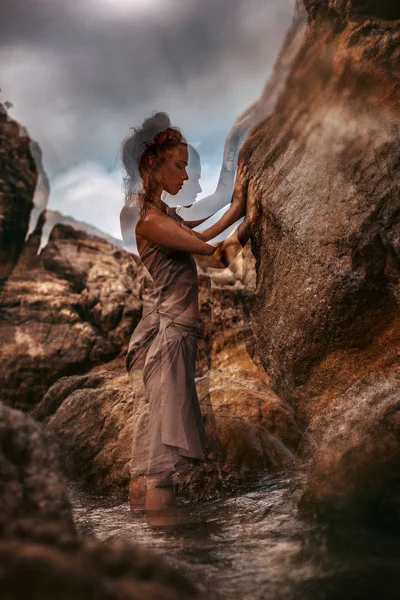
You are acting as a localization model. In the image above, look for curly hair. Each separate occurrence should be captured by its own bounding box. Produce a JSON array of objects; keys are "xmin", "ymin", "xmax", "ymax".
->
[{"xmin": 121, "ymin": 111, "xmax": 187, "ymax": 217}]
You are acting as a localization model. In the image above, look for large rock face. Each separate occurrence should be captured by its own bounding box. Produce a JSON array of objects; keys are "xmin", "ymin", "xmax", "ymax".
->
[
  {"xmin": 0, "ymin": 216, "xmax": 143, "ymax": 411},
  {"xmin": 32, "ymin": 348, "xmax": 301, "ymax": 501},
  {"xmin": 0, "ymin": 401, "xmax": 202, "ymax": 599},
  {"xmin": 1, "ymin": 195, "xmax": 258, "ymax": 411},
  {"xmin": 240, "ymin": 2, "xmax": 400, "ymax": 513},
  {"xmin": 0, "ymin": 104, "xmax": 37, "ymax": 283}
]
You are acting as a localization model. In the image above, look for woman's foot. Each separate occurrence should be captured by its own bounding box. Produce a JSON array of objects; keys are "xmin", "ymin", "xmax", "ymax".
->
[
  {"xmin": 129, "ymin": 476, "xmax": 147, "ymax": 512},
  {"xmin": 145, "ymin": 485, "xmax": 176, "ymax": 512}
]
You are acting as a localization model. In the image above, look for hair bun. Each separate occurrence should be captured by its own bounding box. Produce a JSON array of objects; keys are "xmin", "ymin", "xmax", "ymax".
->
[{"xmin": 141, "ymin": 112, "xmax": 170, "ymax": 136}]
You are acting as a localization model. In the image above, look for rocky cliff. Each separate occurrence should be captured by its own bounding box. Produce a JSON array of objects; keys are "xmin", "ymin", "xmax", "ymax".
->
[
  {"xmin": 240, "ymin": 0, "xmax": 400, "ymax": 514},
  {"xmin": 0, "ymin": 213, "xmax": 143, "ymax": 411},
  {"xmin": 0, "ymin": 403, "xmax": 202, "ymax": 599},
  {"xmin": 0, "ymin": 104, "xmax": 38, "ymax": 282}
]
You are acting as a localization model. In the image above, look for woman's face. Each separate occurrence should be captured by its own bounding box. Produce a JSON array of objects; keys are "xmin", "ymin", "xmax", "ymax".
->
[{"xmin": 158, "ymin": 144, "xmax": 189, "ymax": 195}]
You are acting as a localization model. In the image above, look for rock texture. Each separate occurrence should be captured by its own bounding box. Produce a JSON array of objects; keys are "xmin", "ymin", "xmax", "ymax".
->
[
  {"xmin": 1, "ymin": 196, "xmax": 259, "ymax": 412},
  {"xmin": 0, "ymin": 401, "xmax": 202, "ymax": 599},
  {"xmin": 32, "ymin": 348, "xmax": 301, "ymax": 502},
  {"xmin": 0, "ymin": 537, "xmax": 201, "ymax": 600},
  {"xmin": 0, "ymin": 402, "xmax": 75, "ymax": 540},
  {"xmin": 0, "ymin": 214, "xmax": 143, "ymax": 411},
  {"xmin": 38, "ymin": 208, "xmax": 125, "ymax": 253},
  {"xmin": 240, "ymin": 0, "xmax": 400, "ymax": 514},
  {"xmin": 0, "ymin": 103, "xmax": 37, "ymax": 283}
]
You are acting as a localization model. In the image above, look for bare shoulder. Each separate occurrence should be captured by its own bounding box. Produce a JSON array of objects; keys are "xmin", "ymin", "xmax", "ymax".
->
[{"xmin": 136, "ymin": 210, "xmax": 175, "ymax": 238}]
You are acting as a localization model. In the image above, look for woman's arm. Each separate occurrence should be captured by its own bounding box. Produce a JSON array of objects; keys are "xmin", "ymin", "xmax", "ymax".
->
[
  {"xmin": 181, "ymin": 216, "xmax": 210, "ymax": 229},
  {"xmin": 179, "ymin": 162, "xmax": 248, "ymax": 233},
  {"xmin": 197, "ymin": 163, "xmax": 248, "ymax": 242},
  {"xmin": 193, "ymin": 221, "xmax": 251, "ymax": 268},
  {"xmin": 136, "ymin": 212, "xmax": 217, "ymax": 256},
  {"xmin": 192, "ymin": 174, "xmax": 257, "ymax": 268}
]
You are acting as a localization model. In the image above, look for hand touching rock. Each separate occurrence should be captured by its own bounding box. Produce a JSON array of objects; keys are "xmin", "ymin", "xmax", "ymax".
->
[{"xmin": 237, "ymin": 177, "xmax": 259, "ymax": 247}]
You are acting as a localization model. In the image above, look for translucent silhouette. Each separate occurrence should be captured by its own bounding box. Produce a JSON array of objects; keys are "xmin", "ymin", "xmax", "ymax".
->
[{"xmin": 120, "ymin": 113, "xmax": 250, "ymax": 513}]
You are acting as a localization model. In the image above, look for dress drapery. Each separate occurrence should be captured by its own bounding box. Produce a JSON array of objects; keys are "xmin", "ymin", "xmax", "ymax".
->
[{"xmin": 126, "ymin": 208, "xmax": 209, "ymax": 489}]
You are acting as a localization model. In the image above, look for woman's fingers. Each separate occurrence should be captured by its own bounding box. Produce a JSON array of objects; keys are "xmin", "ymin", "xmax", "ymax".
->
[
  {"xmin": 235, "ymin": 161, "xmax": 248, "ymax": 184},
  {"xmin": 232, "ymin": 162, "xmax": 249, "ymax": 212}
]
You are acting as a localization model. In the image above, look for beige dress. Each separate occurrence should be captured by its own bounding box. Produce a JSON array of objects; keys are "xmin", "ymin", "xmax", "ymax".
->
[{"xmin": 126, "ymin": 208, "xmax": 209, "ymax": 489}]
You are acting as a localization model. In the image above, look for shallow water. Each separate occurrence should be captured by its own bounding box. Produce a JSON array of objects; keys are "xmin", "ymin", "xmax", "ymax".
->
[{"xmin": 68, "ymin": 474, "xmax": 400, "ymax": 600}]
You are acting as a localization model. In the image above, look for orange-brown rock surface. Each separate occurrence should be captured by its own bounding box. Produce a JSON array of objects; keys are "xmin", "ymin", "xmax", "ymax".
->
[
  {"xmin": 0, "ymin": 104, "xmax": 37, "ymax": 283},
  {"xmin": 0, "ymin": 214, "xmax": 143, "ymax": 411},
  {"xmin": 33, "ymin": 349, "xmax": 301, "ymax": 502},
  {"xmin": 0, "ymin": 403, "xmax": 202, "ymax": 599},
  {"xmin": 240, "ymin": 0, "xmax": 400, "ymax": 514}
]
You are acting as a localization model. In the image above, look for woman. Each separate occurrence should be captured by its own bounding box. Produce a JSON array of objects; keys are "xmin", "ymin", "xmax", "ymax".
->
[{"xmin": 121, "ymin": 113, "xmax": 249, "ymax": 513}]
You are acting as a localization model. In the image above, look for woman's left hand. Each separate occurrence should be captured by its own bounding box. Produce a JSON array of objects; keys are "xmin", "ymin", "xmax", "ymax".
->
[{"xmin": 231, "ymin": 162, "xmax": 249, "ymax": 217}]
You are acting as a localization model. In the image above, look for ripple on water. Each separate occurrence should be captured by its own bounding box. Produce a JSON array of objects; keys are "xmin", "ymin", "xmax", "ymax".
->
[{"xmin": 68, "ymin": 474, "xmax": 400, "ymax": 600}]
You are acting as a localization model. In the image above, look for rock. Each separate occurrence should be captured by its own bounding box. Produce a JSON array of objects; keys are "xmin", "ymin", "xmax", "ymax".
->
[
  {"xmin": 25, "ymin": 138, "xmax": 51, "ymax": 241},
  {"xmin": 33, "ymin": 344, "xmax": 302, "ymax": 502},
  {"xmin": 0, "ymin": 215, "xmax": 142, "ymax": 411},
  {"xmin": 0, "ymin": 537, "xmax": 201, "ymax": 600},
  {"xmin": 38, "ymin": 208, "xmax": 125, "ymax": 253},
  {"xmin": 0, "ymin": 401, "xmax": 75, "ymax": 540},
  {"xmin": 298, "ymin": 369, "xmax": 400, "ymax": 517},
  {"xmin": 0, "ymin": 399, "xmax": 204, "ymax": 599},
  {"xmin": 239, "ymin": 0, "xmax": 400, "ymax": 514},
  {"xmin": 0, "ymin": 104, "xmax": 37, "ymax": 283}
]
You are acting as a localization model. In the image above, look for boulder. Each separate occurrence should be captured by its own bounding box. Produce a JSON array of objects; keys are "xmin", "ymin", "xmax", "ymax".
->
[
  {"xmin": 0, "ymin": 402, "xmax": 203, "ymax": 599},
  {"xmin": 0, "ymin": 216, "xmax": 142, "ymax": 411},
  {"xmin": 239, "ymin": 0, "xmax": 400, "ymax": 514},
  {"xmin": 33, "ymin": 345, "xmax": 302, "ymax": 503},
  {"xmin": 0, "ymin": 104, "xmax": 37, "ymax": 283}
]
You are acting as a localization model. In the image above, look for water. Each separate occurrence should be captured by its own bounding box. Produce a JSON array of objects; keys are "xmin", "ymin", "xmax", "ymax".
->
[{"xmin": 68, "ymin": 474, "xmax": 400, "ymax": 599}]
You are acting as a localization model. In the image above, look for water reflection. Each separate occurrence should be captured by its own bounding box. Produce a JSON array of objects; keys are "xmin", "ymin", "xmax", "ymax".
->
[{"xmin": 69, "ymin": 475, "xmax": 400, "ymax": 599}]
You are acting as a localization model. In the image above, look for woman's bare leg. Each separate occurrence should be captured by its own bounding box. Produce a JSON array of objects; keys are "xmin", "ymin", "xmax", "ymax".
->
[{"xmin": 145, "ymin": 485, "xmax": 176, "ymax": 512}]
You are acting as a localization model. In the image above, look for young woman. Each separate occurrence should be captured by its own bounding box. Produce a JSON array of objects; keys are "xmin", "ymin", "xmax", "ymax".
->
[{"xmin": 121, "ymin": 113, "xmax": 249, "ymax": 513}]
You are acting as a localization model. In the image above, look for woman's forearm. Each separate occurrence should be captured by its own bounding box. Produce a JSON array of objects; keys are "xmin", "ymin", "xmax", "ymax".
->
[{"xmin": 199, "ymin": 204, "xmax": 245, "ymax": 242}]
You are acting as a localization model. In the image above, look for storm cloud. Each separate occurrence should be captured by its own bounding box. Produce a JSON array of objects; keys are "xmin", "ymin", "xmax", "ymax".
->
[{"xmin": 1, "ymin": 0, "xmax": 294, "ymax": 237}]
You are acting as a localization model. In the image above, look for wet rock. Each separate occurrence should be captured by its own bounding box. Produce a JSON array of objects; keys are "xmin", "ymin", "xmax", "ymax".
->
[
  {"xmin": 0, "ymin": 402, "xmax": 202, "ymax": 599},
  {"xmin": 239, "ymin": 1, "xmax": 400, "ymax": 514},
  {"xmin": 0, "ymin": 401, "xmax": 75, "ymax": 540}
]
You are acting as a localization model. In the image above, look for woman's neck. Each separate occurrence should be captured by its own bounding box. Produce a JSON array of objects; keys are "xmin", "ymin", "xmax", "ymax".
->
[{"xmin": 148, "ymin": 195, "xmax": 169, "ymax": 215}]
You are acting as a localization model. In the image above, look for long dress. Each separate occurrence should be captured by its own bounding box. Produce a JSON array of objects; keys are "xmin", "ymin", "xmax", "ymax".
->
[{"xmin": 126, "ymin": 207, "xmax": 209, "ymax": 489}]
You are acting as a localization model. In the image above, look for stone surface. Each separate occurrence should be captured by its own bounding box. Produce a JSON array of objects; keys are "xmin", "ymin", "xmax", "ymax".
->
[
  {"xmin": 0, "ymin": 104, "xmax": 37, "ymax": 283},
  {"xmin": 0, "ymin": 401, "xmax": 75, "ymax": 540},
  {"xmin": 33, "ymin": 345, "xmax": 302, "ymax": 502},
  {"xmin": 0, "ymin": 215, "xmax": 142, "ymax": 411},
  {"xmin": 297, "ymin": 369, "xmax": 400, "ymax": 517},
  {"xmin": 0, "ymin": 401, "xmax": 204, "ymax": 599},
  {"xmin": 239, "ymin": 0, "xmax": 400, "ymax": 514},
  {"xmin": 0, "ymin": 537, "xmax": 201, "ymax": 600},
  {"xmin": 38, "ymin": 208, "xmax": 125, "ymax": 253}
]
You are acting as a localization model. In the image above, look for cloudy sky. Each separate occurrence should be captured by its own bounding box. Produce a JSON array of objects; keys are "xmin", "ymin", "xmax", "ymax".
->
[{"xmin": 1, "ymin": 0, "xmax": 294, "ymax": 239}]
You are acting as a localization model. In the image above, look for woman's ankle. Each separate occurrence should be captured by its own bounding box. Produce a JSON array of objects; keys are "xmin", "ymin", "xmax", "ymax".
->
[{"xmin": 145, "ymin": 486, "xmax": 176, "ymax": 511}]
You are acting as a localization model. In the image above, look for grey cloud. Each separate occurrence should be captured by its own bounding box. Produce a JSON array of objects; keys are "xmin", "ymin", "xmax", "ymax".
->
[{"xmin": 1, "ymin": 0, "xmax": 294, "ymax": 181}]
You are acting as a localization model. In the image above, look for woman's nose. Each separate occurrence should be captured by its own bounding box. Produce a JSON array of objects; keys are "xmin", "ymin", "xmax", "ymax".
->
[{"xmin": 183, "ymin": 169, "xmax": 189, "ymax": 181}]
